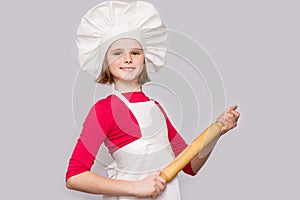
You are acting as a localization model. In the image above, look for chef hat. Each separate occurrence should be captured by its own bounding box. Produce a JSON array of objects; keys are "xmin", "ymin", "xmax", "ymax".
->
[{"xmin": 76, "ymin": 1, "xmax": 167, "ymax": 80}]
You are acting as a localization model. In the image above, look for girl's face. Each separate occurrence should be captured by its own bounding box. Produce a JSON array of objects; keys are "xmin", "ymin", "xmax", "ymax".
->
[{"xmin": 106, "ymin": 38, "xmax": 145, "ymax": 83}]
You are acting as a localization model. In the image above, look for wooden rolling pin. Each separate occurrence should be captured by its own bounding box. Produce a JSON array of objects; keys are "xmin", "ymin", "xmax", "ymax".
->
[{"xmin": 160, "ymin": 122, "xmax": 223, "ymax": 182}]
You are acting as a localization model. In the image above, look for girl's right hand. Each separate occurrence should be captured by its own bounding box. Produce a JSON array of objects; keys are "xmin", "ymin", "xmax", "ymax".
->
[{"xmin": 132, "ymin": 172, "xmax": 166, "ymax": 198}]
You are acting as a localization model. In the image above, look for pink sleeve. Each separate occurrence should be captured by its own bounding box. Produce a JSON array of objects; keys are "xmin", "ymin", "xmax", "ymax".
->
[
  {"xmin": 66, "ymin": 101, "xmax": 110, "ymax": 181},
  {"xmin": 154, "ymin": 101, "xmax": 196, "ymax": 176},
  {"xmin": 65, "ymin": 139, "xmax": 95, "ymax": 180}
]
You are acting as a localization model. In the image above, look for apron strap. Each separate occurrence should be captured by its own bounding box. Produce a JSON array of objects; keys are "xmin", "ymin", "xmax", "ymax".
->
[{"xmin": 113, "ymin": 90, "xmax": 130, "ymax": 106}]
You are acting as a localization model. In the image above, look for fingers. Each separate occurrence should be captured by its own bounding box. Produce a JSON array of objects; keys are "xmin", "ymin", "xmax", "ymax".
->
[
  {"xmin": 226, "ymin": 112, "xmax": 235, "ymax": 119},
  {"xmin": 226, "ymin": 105, "xmax": 238, "ymax": 112},
  {"xmin": 150, "ymin": 172, "xmax": 166, "ymax": 198},
  {"xmin": 154, "ymin": 172, "xmax": 166, "ymax": 192},
  {"xmin": 134, "ymin": 173, "xmax": 167, "ymax": 199},
  {"xmin": 218, "ymin": 105, "xmax": 240, "ymax": 135},
  {"xmin": 155, "ymin": 171, "xmax": 166, "ymax": 184},
  {"xmin": 226, "ymin": 105, "xmax": 240, "ymax": 121},
  {"xmin": 231, "ymin": 110, "xmax": 240, "ymax": 121}
]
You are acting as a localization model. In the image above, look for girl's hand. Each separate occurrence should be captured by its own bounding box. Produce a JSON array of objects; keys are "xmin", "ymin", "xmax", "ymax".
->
[
  {"xmin": 132, "ymin": 171, "xmax": 166, "ymax": 198},
  {"xmin": 216, "ymin": 105, "xmax": 240, "ymax": 135}
]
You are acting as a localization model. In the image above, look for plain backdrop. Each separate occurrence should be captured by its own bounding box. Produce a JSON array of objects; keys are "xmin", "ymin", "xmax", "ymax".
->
[{"xmin": 0, "ymin": 0, "xmax": 299, "ymax": 199}]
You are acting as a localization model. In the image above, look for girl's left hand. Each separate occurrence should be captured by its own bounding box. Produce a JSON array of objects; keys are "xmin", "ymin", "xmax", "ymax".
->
[{"xmin": 216, "ymin": 105, "xmax": 240, "ymax": 135}]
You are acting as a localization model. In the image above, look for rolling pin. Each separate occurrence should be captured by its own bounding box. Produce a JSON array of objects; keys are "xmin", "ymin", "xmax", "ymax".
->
[{"xmin": 160, "ymin": 122, "xmax": 223, "ymax": 182}]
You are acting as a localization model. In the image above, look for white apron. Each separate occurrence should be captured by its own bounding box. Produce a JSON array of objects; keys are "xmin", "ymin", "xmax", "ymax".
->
[{"xmin": 102, "ymin": 91, "xmax": 181, "ymax": 200}]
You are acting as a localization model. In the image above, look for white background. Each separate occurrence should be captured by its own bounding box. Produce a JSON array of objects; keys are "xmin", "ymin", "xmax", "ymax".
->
[{"xmin": 0, "ymin": 0, "xmax": 299, "ymax": 199}]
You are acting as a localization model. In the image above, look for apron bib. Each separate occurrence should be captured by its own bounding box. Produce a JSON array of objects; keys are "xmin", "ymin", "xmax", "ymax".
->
[{"xmin": 103, "ymin": 91, "xmax": 181, "ymax": 200}]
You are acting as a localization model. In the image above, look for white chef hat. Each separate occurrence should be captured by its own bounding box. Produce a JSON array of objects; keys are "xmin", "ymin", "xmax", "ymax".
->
[{"xmin": 76, "ymin": 1, "xmax": 167, "ymax": 80}]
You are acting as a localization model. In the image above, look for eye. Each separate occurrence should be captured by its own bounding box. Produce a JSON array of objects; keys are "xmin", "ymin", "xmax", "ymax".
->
[
  {"xmin": 131, "ymin": 50, "xmax": 143, "ymax": 55},
  {"xmin": 131, "ymin": 51, "xmax": 140, "ymax": 55},
  {"xmin": 112, "ymin": 51, "xmax": 122, "ymax": 56}
]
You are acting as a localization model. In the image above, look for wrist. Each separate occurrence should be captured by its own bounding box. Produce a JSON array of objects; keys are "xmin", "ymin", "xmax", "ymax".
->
[
  {"xmin": 220, "ymin": 126, "xmax": 228, "ymax": 136},
  {"xmin": 127, "ymin": 180, "xmax": 138, "ymax": 197}
]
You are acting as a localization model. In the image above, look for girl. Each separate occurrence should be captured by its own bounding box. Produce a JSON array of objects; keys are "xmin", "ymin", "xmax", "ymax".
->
[{"xmin": 66, "ymin": 1, "xmax": 239, "ymax": 199}]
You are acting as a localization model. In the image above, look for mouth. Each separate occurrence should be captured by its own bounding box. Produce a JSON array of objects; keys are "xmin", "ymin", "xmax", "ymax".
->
[{"xmin": 119, "ymin": 67, "xmax": 136, "ymax": 71}]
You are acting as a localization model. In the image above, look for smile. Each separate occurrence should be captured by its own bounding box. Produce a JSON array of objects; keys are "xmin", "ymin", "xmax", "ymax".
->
[{"xmin": 119, "ymin": 67, "xmax": 136, "ymax": 71}]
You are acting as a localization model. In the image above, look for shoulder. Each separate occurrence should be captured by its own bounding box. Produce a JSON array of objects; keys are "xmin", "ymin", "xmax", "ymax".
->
[
  {"xmin": 94, "ymin": 95, "xmax": 112, "ymax": 108},
  {"xmin": 90, "ymin": 95, "xmax": 116, "ymax": 117},
  {"xmin": 92, "ymin": 94, "xmax": 125, "ymax": 114}
]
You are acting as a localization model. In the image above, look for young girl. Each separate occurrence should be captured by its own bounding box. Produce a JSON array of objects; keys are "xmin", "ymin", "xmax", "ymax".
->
[{"xmin": 66, "ymin": 1, "xmax": 239, "ymax": 199}]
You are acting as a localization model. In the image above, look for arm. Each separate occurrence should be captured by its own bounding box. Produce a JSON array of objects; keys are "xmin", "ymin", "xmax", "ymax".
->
[
  {"xmin": 66, "ymin": 101, "xmax": 166, "ymax": 198},
  {"xmin": 66, "ymin": 171, "xmax": 166, "ymax": 198},
  {"xmin": 190, "ymin": 105, "xmax": 240, "ymax": 174},
  {"xmin": 66, "ymin": 139, "xmax": 166, "ymax": 198},
  {"xmin": 66, "ymin": 171, "xmax": 135, "ymax": 195}
]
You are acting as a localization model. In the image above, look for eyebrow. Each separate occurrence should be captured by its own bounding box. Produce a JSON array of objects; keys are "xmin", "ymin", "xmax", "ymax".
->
[{"xmin": 110, "ymin": 48, "xmax": 143, "ymax": 52}]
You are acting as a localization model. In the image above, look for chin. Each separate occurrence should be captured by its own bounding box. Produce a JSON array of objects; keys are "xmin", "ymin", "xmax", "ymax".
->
[{"xmin": 115, "ymin": 77, "xmax": 139, "ymax": 84}]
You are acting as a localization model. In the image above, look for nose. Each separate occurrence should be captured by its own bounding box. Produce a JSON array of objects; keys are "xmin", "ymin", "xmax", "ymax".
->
[{"xmin": 123, "ymin": 52, "xmax": 132, "ymax": 64}]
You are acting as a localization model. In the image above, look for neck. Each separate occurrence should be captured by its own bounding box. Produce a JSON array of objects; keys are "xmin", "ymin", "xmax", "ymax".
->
[{"xmin": 114, "ymin": 79, "xmax": 142, "ymax": 93}]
